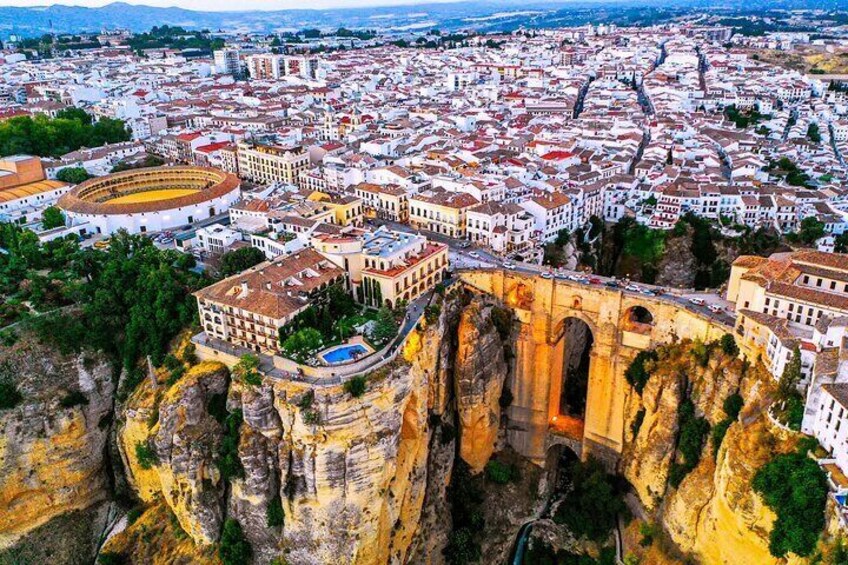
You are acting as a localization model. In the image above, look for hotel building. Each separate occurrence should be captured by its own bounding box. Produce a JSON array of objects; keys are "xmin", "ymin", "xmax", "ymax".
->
[{"xmin": 194, "ymin": 248, "xmax": 345, "ymax": 355}]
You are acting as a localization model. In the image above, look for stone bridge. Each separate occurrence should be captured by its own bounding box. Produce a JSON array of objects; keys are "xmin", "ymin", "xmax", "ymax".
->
[{"xmin": 458, "ymin": 269, "xmax": 734, "ymax": 466}]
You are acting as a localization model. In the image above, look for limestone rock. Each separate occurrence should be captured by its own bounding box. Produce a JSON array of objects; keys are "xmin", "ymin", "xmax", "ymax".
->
[
  {"xmin": 454, "ymin": 298, "xmax": 508, "ymax": 472},
  {"xmin": 147, "ymin": 362, "xmax": 229, "ymax": 546},
  {"xmin": 0, "ymin": 337, "xmax": 113, "ymax": 548}
]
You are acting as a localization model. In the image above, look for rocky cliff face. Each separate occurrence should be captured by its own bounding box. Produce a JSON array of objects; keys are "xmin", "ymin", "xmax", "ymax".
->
[
  {"xmin": 622, "ymin": 341, "xmax": 801, "ymax": 565},
  {"xmin": 107, "ymin": 290, "xmax": 519, "ymax": 565},
  {"xmin": 0, "ymin": 335, "xmax": 114, "ymax": 549},
  {"xmin": 453, "ymin": 299, "xmax": 509, "ymax": 473}
]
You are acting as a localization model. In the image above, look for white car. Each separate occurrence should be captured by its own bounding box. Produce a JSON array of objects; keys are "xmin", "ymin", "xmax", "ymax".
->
[
  {"xmin": 567, "ymin": 274, "xmax": 581, "ymax": 281},
  {"xmin": 469, "ymin": 251, "xmax": 480, "ymax": 259},
  {"xmin": 688, "ymin": 297, "xmax": 706, "ymax": 306},
  {"xmin": 708, "ymin": 304, "xmax": 724, "ymax": 313},
  {"xmin": 625, "ymin": 284, "xmax": 641, "ymax": 292},
  {"xmin": 541, "ymin": 271, "xmax": 553, "ymax": 279},
  {"xmin": 502, "ymin": 262, "xmax": 516, "ymax": 270}
]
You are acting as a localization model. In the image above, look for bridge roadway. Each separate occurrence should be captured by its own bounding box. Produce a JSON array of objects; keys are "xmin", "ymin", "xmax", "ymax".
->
[{"xmin": 193, "ymin": 264, "xmax": 737, "ymax": 390}]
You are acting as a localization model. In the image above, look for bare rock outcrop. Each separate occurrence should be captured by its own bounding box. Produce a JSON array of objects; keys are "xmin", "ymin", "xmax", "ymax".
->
[
  {"xmin": 0, "ymin": 336, "xmax": 113, "ymax": 548},
  {"xmin": 454, "ymin": 298, "xmax": 509, "ymax": 472}
]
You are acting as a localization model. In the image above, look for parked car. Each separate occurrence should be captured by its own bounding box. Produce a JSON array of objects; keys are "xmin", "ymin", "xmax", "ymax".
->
[
  {"xmin": 708, "ymin": 304, "xmax": 724, "ymax": 313},
  {"xmin": 688, "ymin": 297, "xmax": 706, "ymax": 306},
  {"xmin": 502, "ymin": 262, "xmax": 516, "ymax": 270},
  {"xmin": 469, "ymin": 251, "xmax": 480, "ymax": 259},
  {"xmin": 588, "ymin": 277, "xmax": 601, "ymax": 285},
  {"xmin": 541, "ymin": 271, "xmax": 553, "ymax": 279}
]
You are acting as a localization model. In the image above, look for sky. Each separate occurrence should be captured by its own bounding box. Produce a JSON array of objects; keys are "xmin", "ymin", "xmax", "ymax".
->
[{"xmin": 0, "ymin": 0, "xmax": 477, "ymax": 10}]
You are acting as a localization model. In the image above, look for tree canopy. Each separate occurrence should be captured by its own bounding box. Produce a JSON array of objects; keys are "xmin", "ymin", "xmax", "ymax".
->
[
  {"xmin": 218, "ymin": 246, "xmax": 265, "ymax": 277},
  {"xmin": 55, "ymin": 166, "xmax": 91, "ymax": 184},
  {"xmin": 0, "ymin": 109, "xmax": 130, "ymax": 158}
]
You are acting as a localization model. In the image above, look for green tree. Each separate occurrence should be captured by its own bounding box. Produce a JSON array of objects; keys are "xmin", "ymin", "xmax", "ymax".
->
[
  {"xmin": 40, "ymin": 206, "xmax": 66, "ymax": 229},
  {"xmin": 218, "ymin": 246, "xmax": 265, "ymax": 277},
  {"xmin": 372, "ymin": 306, "xmax": 397, "ymax": 343},
  {"xmin": 795, "ymin": 217, "xmax": 825, "ymax": 246},
  {"xmin": 219, "ymin": 518, "xmax": 253, "ymax": 565},
  {"xmin": 282, "ymin": 328, "xmax": 323, "ymax": 362},
  {"xmin": 807, "ymin": 123, "xmax": 822, "ymax": 143},
  {"xmin": 752, "ymin": 445, "xmax": 828, "ymax": 557},
  {"xmin": 55, "ymin": 166, "xmax": 91, "ymax": 183},
  {"xmin": 719, "ymin": 334, "xmax": 738, "ymax": 357},
  {"xmin": 233, "ymin": 353, "xmax": 262, "ymax": 386},
  {"xmin": 553, "ymin": 457, "xmax": 627, "ymax": 541},
  {"xmin": 836, "ymin": 232, "xmax": 848, "ymax": 253}
]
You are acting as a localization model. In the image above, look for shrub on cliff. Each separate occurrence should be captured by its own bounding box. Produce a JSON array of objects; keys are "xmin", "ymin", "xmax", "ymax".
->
[
  {"xmin": 444, "ymin": 460, "xmax": 484, "ymax": 564},
  {"xmin": 753, "ymin": 444, "xmax": 828, "ymax": 558},
  {"xmin": 135, "ymin": 441, "xmax": 158, "ymax": 469},
  {"xmin": 267, "ymin": 496, "xmax": 284, "ymax": 528},
  {"xmin": 216, "ymin": 409, "xmax": 244, "ymax": 481},
  {"xmin": 669, "ymin": 399, "xmax": 710, "ymax": 487},
  {"xmin": 719, "ymin": 334, "xmax": 739, "ymax": 357},
  {"xmin": 59, "ymin": 390, "xmax": 88, "ymax": 408},
  {"xmin": 219, "ymin": 518, "xmax": 253, "ymax": 565},
  {"xmin": 0, "ymin": 375, "xmax": 23, "ymax": 410},
  {"xmin": 97, "ymin": 553, "xmax": 126, "ymax": 565},
  {"xmin": 624, "ymin": 350, "xmax": 657, "ymax": 394},
  {"xmin": 712, "ymin": 393, "xmax": 744, "ymax": 457},
  {"xmin": 484, "ymin": 459, "xmax": 518, "ymax": 484},
  {"xmin": 343, "ymin": 375, "xmax": 367, "ymax": 398}
]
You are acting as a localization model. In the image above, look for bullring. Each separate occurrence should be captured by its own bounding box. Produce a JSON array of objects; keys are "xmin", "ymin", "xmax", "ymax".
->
[{"xmin": 57, "ymin": 166, "xmax": 241, "ymax": 235}]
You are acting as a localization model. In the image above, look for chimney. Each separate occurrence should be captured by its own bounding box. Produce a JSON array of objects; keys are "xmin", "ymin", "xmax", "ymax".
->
[{"xmin": 240, "ymin": 282, "xmax": 249, "ymax": 296}]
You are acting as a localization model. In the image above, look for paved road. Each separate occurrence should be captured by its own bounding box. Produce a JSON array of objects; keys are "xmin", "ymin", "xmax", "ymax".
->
[{"xmin": 370, "ymin": 218, "xmax": 737, "ymax": 327}]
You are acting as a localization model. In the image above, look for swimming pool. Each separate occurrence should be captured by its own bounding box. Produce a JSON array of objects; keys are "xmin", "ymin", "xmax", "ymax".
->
[{"xmin": 321, "ymin": 344, "xmax": 369, "ymax": 364}]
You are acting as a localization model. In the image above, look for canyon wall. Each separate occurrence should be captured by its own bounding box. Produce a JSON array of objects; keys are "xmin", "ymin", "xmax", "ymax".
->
[
  {"xmin": 0, "ymin": 335, "xmax": 114, "ymax": 550},
  {"xmin": 0, "ymin": 281, "xmax": 838, "ymax": 565}
]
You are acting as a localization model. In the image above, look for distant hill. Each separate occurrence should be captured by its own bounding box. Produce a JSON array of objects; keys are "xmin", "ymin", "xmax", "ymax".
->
[
  {"xmin": 0, "ymin": 0, "xmax": 838, "ymax": 38},
  {"xmin": 0, "ymin": 1, "xmax": 553, "ymax": 37}
]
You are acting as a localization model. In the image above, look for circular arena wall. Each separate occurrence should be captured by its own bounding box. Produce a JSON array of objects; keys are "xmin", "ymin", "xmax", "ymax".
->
[{"xmin": 57, "ymin": 166, "xmax": 241, "ymax": 235}]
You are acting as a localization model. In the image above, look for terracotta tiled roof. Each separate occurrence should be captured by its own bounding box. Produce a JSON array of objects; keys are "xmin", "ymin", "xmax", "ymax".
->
[{"xmin": 194, "ymin": 248, "xmax": 344, "ymax": 320}]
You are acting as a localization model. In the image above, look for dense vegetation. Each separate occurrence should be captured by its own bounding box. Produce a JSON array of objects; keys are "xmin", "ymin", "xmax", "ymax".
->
[
  {"xmin": 55, "ymin": 166, "xmax": 91, "ymax": 184},
  {"xmin": 668, "ymin": 398, "xmax": 710, "ymax": 488},
  {"xmin": 753, "ymin": 439, "xmax": 828, "ymax": 558},
  {"xmin": 525, "ymin": 540, "xmax": 616, "ymax": 565},
  {"xmin": 552, "ymin": 457, "xmax": 628, "ymax": 542},
  {"xmin": 724, "ymin": 104, "xmax": 770, "ymax": 128},
  {"xmin": 624, "ymin": 350, "xmax": 658, "ymax": 394},
  {"xmin": 219, "ymin": 518, "xmax": 253, "ymax": 565},
  {"xmin": 0, "ymin": 107, "xmax": 130, "ymax": 158},
  {"xmin": 564, "ymin": 212, "xmax": 789, "ymax": 288},
  {"xmin": 444, "ymin": 460, "xmax": 484, "ymax": 564},
  {"xmin": 40, "ymin": 206, "xmax": 65, "ymax": 229},
  {"xmin": 217, "ymin": 409, "xmax": 245, "ymax": 482},
  {"xmin": 126, "ymin": 25, "xmax": 224, "ymax": 54},
  {"xmin": 0, "ymin": 227, "xmax": 207, "ymax": 378}
]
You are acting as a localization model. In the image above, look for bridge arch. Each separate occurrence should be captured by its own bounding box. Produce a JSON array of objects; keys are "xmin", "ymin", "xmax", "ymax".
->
[
  {"xmin": 548, "ymin": 316, "xmax": 594, "ymax": 441},
  {"xmin": 623, "ymin": 304, "xmax": 655, "ymax": 333}
]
